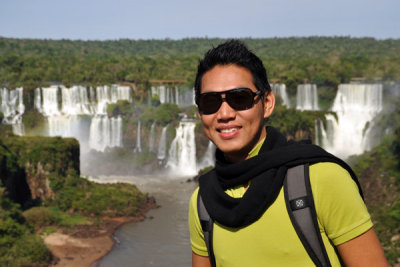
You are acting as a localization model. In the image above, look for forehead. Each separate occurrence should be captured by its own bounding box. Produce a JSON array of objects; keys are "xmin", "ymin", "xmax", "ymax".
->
[{"xmin": 201, "ymin": 64, "xmax": 256, "ymax": 93}]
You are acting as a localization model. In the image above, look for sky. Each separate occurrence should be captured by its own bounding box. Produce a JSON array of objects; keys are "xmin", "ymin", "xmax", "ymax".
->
[{"xmin": 1, "ymin": 0, "xmax": 399, "ymax": 40}]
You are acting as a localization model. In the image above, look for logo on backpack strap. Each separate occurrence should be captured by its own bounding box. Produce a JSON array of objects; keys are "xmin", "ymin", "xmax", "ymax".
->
[{"xmin": 290, "ymin": 196, "xmax": 309, "ymax": 211}]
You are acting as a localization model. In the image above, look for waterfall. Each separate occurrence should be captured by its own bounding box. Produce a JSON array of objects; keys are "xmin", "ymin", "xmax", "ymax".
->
[
  {"xmin": 197, "ymin": 141, "xmax": 216, "ymax": 170},
  {"xmin": 151, "ymin": 85, "xmax": 195, "ymax": 107},
  {"xmin": 111, "ymin": 85, "xmax": 131, "ymax": 103},
  {"xmin": 175, "ymin": 87, "xmax": 180, "ymax": 105},
  {"xmin": 271, "ymin": 83, "xmax": 290, "ymax": 107},
  {"xmin": 96, "ymin": 85, "xmax": 111, "ymax": 115},
  {"xmin": 134, "ymin": 120, "xmax": 142, "ymax": 153},
  {"xmin": 89, "ymin": 116, "xmax": 122, "ymax": 152},
  {"xmin": 149, "ymin": 123, "xmax": 156, "ymax": 152},
  {"xmin": 61, "ymin": 85, "xmax": 93, "ymax": 115},
  {"xmin": 34, "ymin": 88, "xmax": 43, "ymax": 112},
  {"xmin": 157, "ymin": 126, "xmax": 168, "ymax": 161},
  {"xmin": 296, "ymin": 84, "xmax": 319, "ymax": 111},
  {"xmin": 320, "ymin": 83, "xmax": 383, "ymax": 159},
  {"xmin": 166, "ymin": 120, "xmax": 197, "ymax": 176},
  {"xmin": 0, "ymin": 87, "xmax": 25, "ymax": 135},
  {"xmin": 34, "ymin": 84, "xmax": 130, "ymax": 152},
  {"xmin": 41, "ymin": 86, "xmax": 60, "ymax": 116},
  {"xmin": 179, "ymin": 88, "xmax": 196, "ymax": 107},
  {"xmin": 95, "ymin": 85, "xmax": 131, "ymax": 114}
]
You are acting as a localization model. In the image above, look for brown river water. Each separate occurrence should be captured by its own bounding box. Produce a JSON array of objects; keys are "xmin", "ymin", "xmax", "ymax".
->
[{"xmin": 90, "ymin": 175, "xmax": 197, "ymax": 267}]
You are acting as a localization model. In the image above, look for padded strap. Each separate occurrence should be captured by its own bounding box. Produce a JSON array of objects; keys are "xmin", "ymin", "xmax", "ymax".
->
[
  {"xmin": 197, "ymin": 194, "xmax": 216, "ymax": 267},
  {"xmin": 284, "ymin": 164, "xmax": 332, "ymax": 267}
]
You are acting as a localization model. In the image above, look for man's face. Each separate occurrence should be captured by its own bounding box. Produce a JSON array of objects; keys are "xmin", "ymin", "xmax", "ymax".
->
[{"xmin": 199, "ymin": 64, "xmax": 275, "ymax": 162}]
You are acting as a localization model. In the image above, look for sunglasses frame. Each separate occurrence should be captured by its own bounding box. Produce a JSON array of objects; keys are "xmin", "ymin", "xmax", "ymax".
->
[{"xmin": 197, "ymin": 87, "xmax": 264, "ymax": 115}]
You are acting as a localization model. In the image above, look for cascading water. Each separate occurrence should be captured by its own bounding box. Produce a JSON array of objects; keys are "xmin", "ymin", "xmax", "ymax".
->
[
  {"xmin": 197, "ymin": 141, "xmax": 216, "ymax": 170},
  {"xmin": 151, "ymin": 85, "xmax": 195, "ymax": 107},
  {"xmin": 157, "ymin": 126, "xmax": 168, "ymax": 162},
  {"xmin": 320, "ymin": 83, "xmax": 383, "ymax": 159},
  {"xmin": 34, "ymin": 88, "xmax": 43, "ymax": 113},
  {"xmin": 271, "ymin": 83, "xmax": 290, "ymax": 107},
  {"xmin": 35, "ymin": 85, "xmax": 130, "ymax": 152},
  {"xmin": 166, "ymin": 120, "xmax": 197, "ymax": 176},
  {"xmin": 0, "ymin": 87, "xmax": 25, "ymax": 135},
  {"xmin": 296, "ymin": 84, "xmax": 319, "ymax": 111},
  {"xmin": 149, "ymin": 123, "xmax": 156, "ymax": 152},
  {"xmin": 61, "ymin": 85, "xmax": 93, "ymax": 115},
  {"xmin": 89, "ymin": 116, "xmax": 122, "ymax": 152},
  {"xmin": 134, "ymin": 120, "xmax": 142, "ymax": 153}
]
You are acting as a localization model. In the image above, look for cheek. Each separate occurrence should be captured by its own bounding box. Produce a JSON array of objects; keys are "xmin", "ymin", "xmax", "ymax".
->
[{"xmin": 200, "ymin": 116, "xmax": 213, "ymax": 136}]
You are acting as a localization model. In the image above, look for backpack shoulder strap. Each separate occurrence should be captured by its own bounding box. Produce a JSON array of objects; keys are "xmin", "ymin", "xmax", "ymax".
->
[
  {"xmin": 197, "ymin": 193, "xmax": 217, "ymax": 267},
  {"xmin": 284, "ymin": 164, "xmax": 332, "ymax": 267}
]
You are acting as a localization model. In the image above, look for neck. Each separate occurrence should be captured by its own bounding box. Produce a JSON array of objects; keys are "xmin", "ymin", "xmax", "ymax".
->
[{"xmin": 224, "ymin": 126, "xmax": 267, "ymax": 163}]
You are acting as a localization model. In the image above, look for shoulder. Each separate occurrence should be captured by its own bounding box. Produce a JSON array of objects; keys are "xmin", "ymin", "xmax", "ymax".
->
[
  {"xmin": 308, "ymin": 162, "xmax": 361, "ymax": 205},
  {"xmin": 308, "ymin": 162, "xmax": 363, "ymax": 202},
  {"xmin": 308, "ymin": 162, "xmax": 372, "ymax": 245},
  {"xmin": 189, "ymin": 186, "xmax": 200, "ymax": 221}
]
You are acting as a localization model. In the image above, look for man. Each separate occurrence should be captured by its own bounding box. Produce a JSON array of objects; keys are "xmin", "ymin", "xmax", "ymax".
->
[{"xmin": 188, "ymin": 40, "xmax": 388, "ymax": 266}]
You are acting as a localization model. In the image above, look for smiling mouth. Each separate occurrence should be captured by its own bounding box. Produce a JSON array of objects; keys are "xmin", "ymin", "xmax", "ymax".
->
[{"xmin": 218, "ymin": 127, "xmax": 241, "ymax": 133}]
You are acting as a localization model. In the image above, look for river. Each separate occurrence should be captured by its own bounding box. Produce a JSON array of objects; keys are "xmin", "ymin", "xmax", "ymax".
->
[{"xmin": 90, "ymin": 174, "xmax": 197, "ymax": 267}]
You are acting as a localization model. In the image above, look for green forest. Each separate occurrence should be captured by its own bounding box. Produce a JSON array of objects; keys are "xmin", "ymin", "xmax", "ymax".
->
[{"xmin": 1, "ymin": 37, "xmax": 400, "ymax": 91}]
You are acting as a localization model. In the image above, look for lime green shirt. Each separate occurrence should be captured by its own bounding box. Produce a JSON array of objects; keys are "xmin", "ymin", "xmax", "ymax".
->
[{"xmin": 188, "ymin": 140, "xmax": 372, "ymax": 266}]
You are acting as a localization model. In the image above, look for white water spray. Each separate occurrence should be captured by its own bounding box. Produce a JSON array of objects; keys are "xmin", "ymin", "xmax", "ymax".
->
[
  {"xmin": 320, "ymin": 83, "xmax": 383, "ymax": 159},
  {"xmin": 296, "ymin": 84, "xmax": 319, "ymax": 111},
  {"xmin": 0, "ymin": 87, "xmax": 25, "ymax": 135},
  {"xmin": 149, "ymin": 123, "xmax": 156, "ymax": 152},
  {"xmin": 34, "ymin": 85, "xmax": 130, "ymax": 151},
  {"xmin": 134, "ymin": 120, "xmax": 142, "ymax": 153},
  {"xmin": 271, "ymin": 83, "xmax": 290, "ymax": 107},
  {"xmin": 157, "ymin": 126, "xmax": 168, "ymax": 161},
  {"xmin": 166, "ymin": 120, "xmax": 197, "ymax": 176},
  {"xmin": 197, "ymin": 141, "xmax": 216, "ymax": 170}
]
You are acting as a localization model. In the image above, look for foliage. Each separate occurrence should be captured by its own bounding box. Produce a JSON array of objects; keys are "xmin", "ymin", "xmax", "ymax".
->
[
  {"xmin": 268, "ymin": 105, "xmax": 329, "ymax": 140},
  {"xmin": 0, "ymin": 139, "xmax": 31, "ymax": 205},
  {"xmin": 21, "ymin": 111, "xmax": 46, "ymax": 134},
  {"xmin": 348, "ymin": 96, "xmax": 400, "ymax": 264},
  {"xmin": 1, "ymin": 37, "xmax": 399, "ymax": 92},
  {"xmin": 1, "ymin": 136, "xmax": 80, "ymax": 178},
  {"xmin": 0, "ymin": 135, "xmax": 151, "ymax": 266},
  {"xmin": 139, "ymin": 103, "xmax": 182, "ymax": 126},
  {"xmin": 48, "ymin": 175, "xmax": 147, "ymax": 217},
  {"xmin": 0, "ymin": 187, "xmax": 52, "ymax": 266},
  {"xmin": 107, "ymin": 100, "xmax": 134, "ymax": 117},
  {"xmin": 0, "ymin": 135, "xmax": 149, "ymax": 217}
]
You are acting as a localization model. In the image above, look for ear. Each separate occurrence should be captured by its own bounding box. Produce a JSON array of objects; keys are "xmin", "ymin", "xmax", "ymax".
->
[{"xmin": 263, "ymin": 90, "xmax": 275, "ymax": 119}]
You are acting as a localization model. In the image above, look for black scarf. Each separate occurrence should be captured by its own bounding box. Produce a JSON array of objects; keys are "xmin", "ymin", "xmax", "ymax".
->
[{"xmin": 198, "ymin": 126, "xmax": 361, "ymax": 228}]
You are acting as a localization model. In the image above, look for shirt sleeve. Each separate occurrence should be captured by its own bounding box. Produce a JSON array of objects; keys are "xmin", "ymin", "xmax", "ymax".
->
[
  {"xmin": 188, "ymin": 187, "xmax": 209, "ymax": 256},
  {"xmin": 310, "ymin": 162, "xmax": 373, "ymax": 246}
]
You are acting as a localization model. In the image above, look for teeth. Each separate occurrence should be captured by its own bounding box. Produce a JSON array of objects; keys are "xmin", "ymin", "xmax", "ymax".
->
[{"xmin": 220, "ymin": 128, "xmax": 238, "ymax": 133}]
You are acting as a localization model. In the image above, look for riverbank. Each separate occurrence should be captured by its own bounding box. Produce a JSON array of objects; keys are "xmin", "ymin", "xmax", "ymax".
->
[{"xmin": 44, "ymin": 198, "xmax": 158, "ymax": 267}]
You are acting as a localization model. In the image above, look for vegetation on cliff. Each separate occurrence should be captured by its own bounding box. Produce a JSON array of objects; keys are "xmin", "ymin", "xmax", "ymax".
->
[
  {"xmin": 0, "ymin": 187, "xmax": 52, "ymax": 267},
  {"xmin": 348, "ymin": 98, "xmax": 400, "ymax": 264},
  {"xmin": 0, "ymin": 135, "xmax": 153, "ymax": 266}
]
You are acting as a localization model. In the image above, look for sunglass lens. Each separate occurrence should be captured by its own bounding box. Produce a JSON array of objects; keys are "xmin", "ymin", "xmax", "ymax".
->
[
  {"xmin": 227, "ymin": 89, "xmax": 254, "ymax": 110},
  {"xmin": 199, "ymin": 93, "xmax": 222, "ymax": 114}
]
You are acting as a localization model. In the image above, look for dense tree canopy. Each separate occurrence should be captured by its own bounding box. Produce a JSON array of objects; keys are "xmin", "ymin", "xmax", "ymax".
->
[{"xmin": 1, "ymin": 37, "xmax": 399, "ymax": 90}]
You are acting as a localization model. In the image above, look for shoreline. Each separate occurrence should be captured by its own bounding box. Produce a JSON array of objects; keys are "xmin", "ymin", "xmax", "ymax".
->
[{"xmin": 44, "ymin": 197, "xmax": 158, "ymax": 267}]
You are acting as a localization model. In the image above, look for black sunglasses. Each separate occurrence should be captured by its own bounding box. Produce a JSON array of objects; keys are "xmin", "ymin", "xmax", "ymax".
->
[{"xmin": 196, "ymin": 87, "xmax": 264, "ymax": 115}]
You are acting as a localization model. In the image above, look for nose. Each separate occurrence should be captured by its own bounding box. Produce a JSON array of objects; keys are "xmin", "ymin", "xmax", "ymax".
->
[{"xmin": 216, "ymin": 98, "xmax": 236, "ymax": 120}]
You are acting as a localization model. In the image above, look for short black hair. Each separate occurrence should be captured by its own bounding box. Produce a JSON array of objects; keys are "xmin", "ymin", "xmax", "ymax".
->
[{"xmin": 194, "ymin": 39, "xmax": 271, "ymax": 104}]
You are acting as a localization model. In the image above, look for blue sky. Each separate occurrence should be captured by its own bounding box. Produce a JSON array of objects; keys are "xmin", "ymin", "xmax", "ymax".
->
[{"xmin": 1, "ymin": 0, "xmax": 399, "ymax": 40}]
